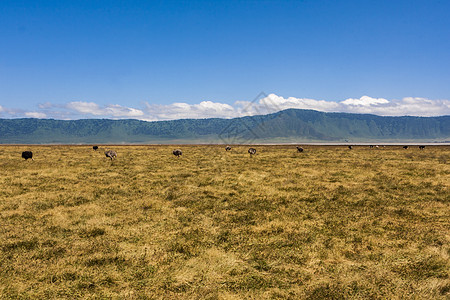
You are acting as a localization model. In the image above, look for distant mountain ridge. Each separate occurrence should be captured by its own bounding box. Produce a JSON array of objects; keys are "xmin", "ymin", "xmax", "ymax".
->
[{"xmin": 0, "ymin": 109, "xmax": 448, "ymax": 144}]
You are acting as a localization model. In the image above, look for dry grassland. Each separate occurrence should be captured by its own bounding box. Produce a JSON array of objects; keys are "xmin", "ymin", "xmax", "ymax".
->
[{"xmin": 0, "ymin": 145, "xmax": 449, "ymax": 299}]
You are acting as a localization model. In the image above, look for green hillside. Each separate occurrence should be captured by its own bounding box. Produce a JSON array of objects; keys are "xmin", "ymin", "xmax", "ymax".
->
[{"xmin": 0, "ymin": 109, "xmax": 448, "ymax": 144}]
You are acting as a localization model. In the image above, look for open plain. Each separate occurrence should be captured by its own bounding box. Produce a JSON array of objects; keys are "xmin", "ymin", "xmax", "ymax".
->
[{"xmin": 0, "ymin": 145, "xmax": 449, "ymax": 299}]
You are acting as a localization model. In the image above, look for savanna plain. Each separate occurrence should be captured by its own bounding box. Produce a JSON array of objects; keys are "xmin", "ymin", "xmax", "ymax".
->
[{"xmin": 0, "ymin": 145, "xmax": 449, "ymax": 299}]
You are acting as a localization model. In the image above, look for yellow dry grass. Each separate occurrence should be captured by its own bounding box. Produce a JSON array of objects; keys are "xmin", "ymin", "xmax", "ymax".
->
[{"xmin": 0, "ymin": 145, "xmax": 449, "ymax": 299}]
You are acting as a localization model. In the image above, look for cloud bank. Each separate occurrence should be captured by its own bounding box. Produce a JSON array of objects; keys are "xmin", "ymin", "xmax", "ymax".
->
[{"xmin": 1, "ymin": 94, "xmax": 449, "ymax": 120}]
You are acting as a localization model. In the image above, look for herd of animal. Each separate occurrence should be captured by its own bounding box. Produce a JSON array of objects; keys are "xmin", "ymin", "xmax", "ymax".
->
[{"xmin": 19, "ymin": 144, "xmax": 427, "ymax": 161}]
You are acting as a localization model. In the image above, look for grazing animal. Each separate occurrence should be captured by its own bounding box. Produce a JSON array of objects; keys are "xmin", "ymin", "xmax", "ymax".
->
[
  {"xmin": 403, "ymin": 146, "xmax": 409, "ymax": 149},
  {"xmin": 225, "ymin": 146, "xmax": 232, "ymax": 151},
  {"xmin": 93, "ymin": 145, "xmax": 99, "ymax": 151},
  {"xmin": 105, "ymin": 150, "xmax": 117, "ymax": 160},
  {"xmin": 296, "ymin": 146, "xmax": 304, "ymax": 152},
  {"xmin": 348, "ymin": 145, "xmax": 353, "ymax": 150},
  {"xmin": 22, "ymin": 151, "xmax": 33, "ymax": 160},
  {"xmin": 173, "ymin": 149, "xmax": 182, "ymax": 157},
  {"xmin": 419, "ymin": 145, "xmax": 426, "ymax": 150},
  {"xmin": 369, "ymin": 145, "xmax": 374, "ymax": 148},
  {"xmin": 375, "ymin": 145, "xmax": 379, "ymax": 148},
  {"xmin": 248, "ymin": 148, "xmax": 256, "ymax": 156}
]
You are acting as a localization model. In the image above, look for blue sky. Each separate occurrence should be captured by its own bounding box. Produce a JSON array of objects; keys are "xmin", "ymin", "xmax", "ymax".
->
[{"xmin": 1, "ymin": 0, "xmax": 449, "ymax": 120}]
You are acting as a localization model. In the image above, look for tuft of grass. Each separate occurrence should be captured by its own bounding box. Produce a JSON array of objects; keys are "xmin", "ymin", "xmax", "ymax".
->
[{"xmin": 78, "ymin": 227, "xmax": 106, "ymax": 238}]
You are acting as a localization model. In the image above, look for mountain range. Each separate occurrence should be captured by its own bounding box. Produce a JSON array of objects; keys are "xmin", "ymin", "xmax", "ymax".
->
[{"xmin": 0, "ymin": 109, "xmax": 448, "ymax": 144}]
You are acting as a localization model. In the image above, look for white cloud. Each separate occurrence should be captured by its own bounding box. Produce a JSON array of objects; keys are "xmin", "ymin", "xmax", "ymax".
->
[
  {"xmin": 0, "ymin": 105, "xmax": 26, "ymax": 117},
  {"xmin": 104, "ymin": 104, "xmax": 144, "ymax": 117},
  {"xmin": 255, "ymin": 94, "xmax": 340, "ymax": 114},
  {"xmin": 253, "ymin": 94, "xmax": 449, "ymax": 117},
  {"xmin": 337, "ymin": 96, "xmax": 450, "ymax": 116},
  {"xmin": 24, "ymin": 112, "xmax": 47, "ymax": 118},
  {"xmin": 38, "ymin": 102, "xmax": 55, "ymax": 109},
  {"xmin": 65, "ymin": 101, "xmax": 144, "ymax": 118},
  {"xmin": 144, "ymin": 100, "xmax": 236, "ymax": 120},
  {"xmin": 66, "ymin": 101, "xmax": 103, "ymax": 115},
  {"xmin": 341, "ymin": 96, "xmax": 389, "ymax": 106},
  {"xmin": 1, "ymin": 94, "xmax": 449, "ymax": 120}
]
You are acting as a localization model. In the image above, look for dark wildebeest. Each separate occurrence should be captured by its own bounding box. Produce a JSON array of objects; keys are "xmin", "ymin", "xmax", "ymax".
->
[
  {"xmin": 248, "ymin": 148, "xmax": 256, "ymax": 156},
  {"xmin": 93, "ymin": 145, "xmax": 99, "ymax": 151},
  {"xmin": 296, "ymin": 146, "xmax": 304, "ymax": 152},
  {"xmin": 225, "ymin": 146, "xmax": 232, "ymax": 151},
  {"xmin": 105, "ymin": 150, "xmax": 117, "ymax": 160},
  {"xmin": 22, "ymin": 151, "xmax": 33, "ymax": 160},
  {"xmin": 403, "ymin": 146, "xmax": 409, "ymax": 149},
  {"xmin": 369, "ymin": 145, "xmax": 374, "ymax": 148},
  {"xmin": 348, "ymin": 145, "xmax": 353, "ymax": 150},
  {"xmin": 173, "ymin": 149, "xmax": 182, "ymax": 157},
  {"xmin": 419, "ymin": 145, "xmax": 426, "ymax": 150}
]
